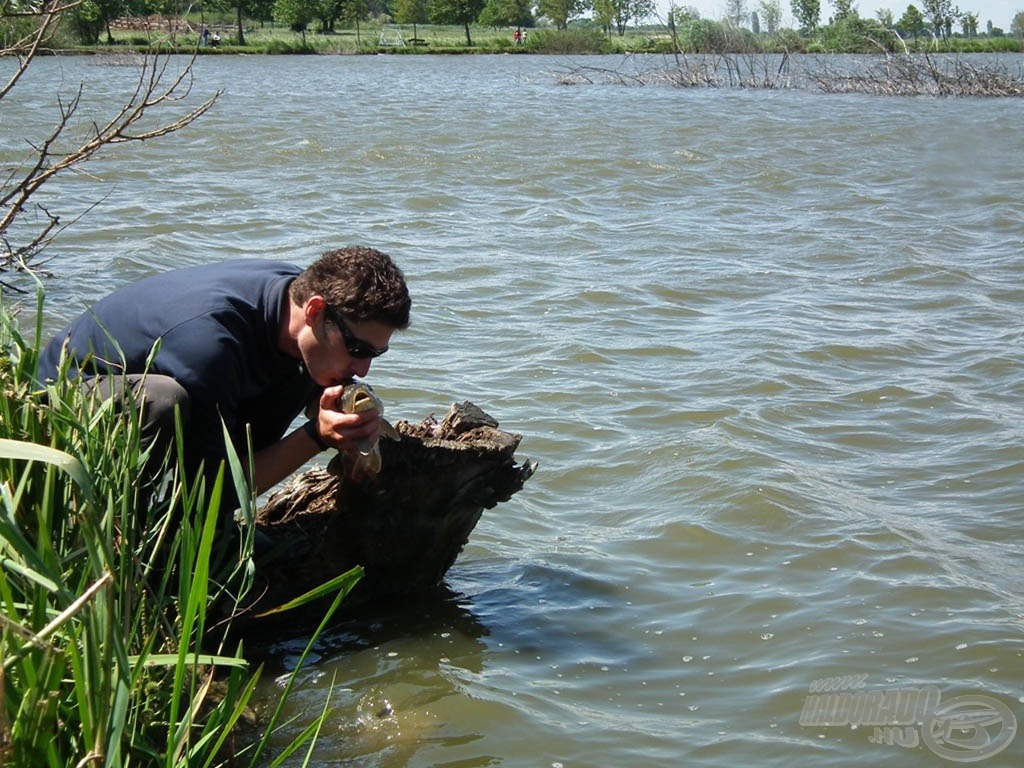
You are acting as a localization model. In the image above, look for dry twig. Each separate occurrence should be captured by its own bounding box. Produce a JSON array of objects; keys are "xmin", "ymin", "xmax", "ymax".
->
[{"xmin": 1, "ymin": 3, "xmax": 221, "ymax": 272}]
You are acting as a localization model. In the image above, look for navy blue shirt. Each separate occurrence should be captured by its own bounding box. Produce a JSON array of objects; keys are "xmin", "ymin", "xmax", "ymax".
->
[{"xmin": 39, "ymin": 259, "xmax": 317, "ymax": 471}]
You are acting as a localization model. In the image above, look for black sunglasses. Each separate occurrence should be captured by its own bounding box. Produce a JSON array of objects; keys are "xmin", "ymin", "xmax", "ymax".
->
[{"xmin": 325, "ymin": 308, "xmax": 388, "ymax": 359}]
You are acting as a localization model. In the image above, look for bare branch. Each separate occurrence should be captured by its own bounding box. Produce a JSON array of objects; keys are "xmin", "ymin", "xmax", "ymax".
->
[
  {"xmin": 553, "ymin": 51, "xmax": 1024, "ymax": 97},
  {"xmin": 1, "ymin": 22, "xmax": 221, "ymax": 272},
  {"xmin": 806, "ymin": 52, "xmax": 1024, "ymax": 96},
  {"xmin": 0, "ymin": 0, "xmax": 83, "ymax": 101}
]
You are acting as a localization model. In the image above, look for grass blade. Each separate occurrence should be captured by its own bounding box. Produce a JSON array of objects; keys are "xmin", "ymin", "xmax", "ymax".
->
[
  {"xmin": 253, "ymin": 566, "xmax": 364, "ymax": 618},
  {"xmin": 0, "ymin": 438, "xmax": 95, "ymax": 505}
]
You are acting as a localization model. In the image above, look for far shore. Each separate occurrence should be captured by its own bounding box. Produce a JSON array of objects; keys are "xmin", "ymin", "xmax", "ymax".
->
[{"xmin": 54, "ymin": 17, "xmax": 1024, "ymax": 57}]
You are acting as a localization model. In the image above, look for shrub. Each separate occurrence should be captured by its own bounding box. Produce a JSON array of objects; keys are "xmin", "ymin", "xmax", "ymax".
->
[
  {"xmin": 1, "ymin": 15, "xmax": 42, "ymax": 47},
  {"xmin": 522, "ymin": 27, "xmax": 613, "ymax": 54},
  {"xmin": 674, "ymin": 19, "xmax": 759, "ymax": 53},
  {"xmin": 264, "ymin": 37, "xmax": 318, "ymax": 53},
  {"xmin": 815, "ymin": 16, "xmax": 896, "ymax": 53},
  {"xmin": 68, "ymin": 0, "xmax": 105, "ymax": 44},
  {"xmin": 760, "ymin": 28, "xmax": 807, "ymax": 53}
]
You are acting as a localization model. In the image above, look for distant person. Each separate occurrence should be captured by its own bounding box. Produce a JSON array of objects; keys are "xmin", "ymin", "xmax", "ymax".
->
[
  {"xmin": 210, "ymin": 31, "xmax": 221, "ymax": 47},
  {"xmin": 513, "ymin": 28, "xmax": 522, "ymax": 45},
  {"xmin": 200, "ymin": 27, "xmax": 209, "ymax": 46},
  {"xmin": 38, "ymin": 247, "xmax": 411, "ymax": 513}
]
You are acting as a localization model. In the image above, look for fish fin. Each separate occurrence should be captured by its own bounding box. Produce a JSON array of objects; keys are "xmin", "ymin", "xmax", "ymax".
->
[
  {"xmin": 367, "ymin": 446, "xmax": 382, "ymax": 474},
  {"xmin": 380, "ymin": 419, "xmax": 401, "ymax": 442}
]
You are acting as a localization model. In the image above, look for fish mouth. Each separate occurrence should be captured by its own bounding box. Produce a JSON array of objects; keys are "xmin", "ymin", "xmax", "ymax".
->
[
  {"xmin": 351, "ymin": 392, "xmax": 374, "ymax": 408},
  {"xmin": 341, "ymin": 379, "xmax": 381, "ymax": 417}
]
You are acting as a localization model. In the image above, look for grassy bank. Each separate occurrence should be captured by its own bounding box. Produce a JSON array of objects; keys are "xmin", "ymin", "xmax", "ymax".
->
[
  {"xmin": 60, "ymin": 16, "xmax": 1024, "ymax": 56},
  {"xmin": 68, "ymin": 20, "xmax": 632, "ymax": 55},
  {"xmin": 0, "ymin": 288, "xmax": 358, "ymax": 766}
]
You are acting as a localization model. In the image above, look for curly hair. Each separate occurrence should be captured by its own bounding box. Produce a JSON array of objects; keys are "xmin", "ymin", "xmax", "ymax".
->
[{"xmin": 290, "ymin": 246, "xmax": 411, "ymax": 329}]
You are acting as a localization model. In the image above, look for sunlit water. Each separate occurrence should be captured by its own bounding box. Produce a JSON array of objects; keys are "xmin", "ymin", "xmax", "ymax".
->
[{"xmin": 5, "ymin": 53, "xmax": 1024, "ymax": 766}]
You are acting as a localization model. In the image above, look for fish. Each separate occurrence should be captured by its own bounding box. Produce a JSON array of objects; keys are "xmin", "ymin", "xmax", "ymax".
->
[{"xmin": 334, "ymin": 380, "xmax": 400, "ymax": 479}]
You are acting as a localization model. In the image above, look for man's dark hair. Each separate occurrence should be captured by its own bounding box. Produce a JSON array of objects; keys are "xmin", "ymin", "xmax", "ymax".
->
[{"xmin": 291, "ymin": 246, "xmax": 411, "ymax": 329}]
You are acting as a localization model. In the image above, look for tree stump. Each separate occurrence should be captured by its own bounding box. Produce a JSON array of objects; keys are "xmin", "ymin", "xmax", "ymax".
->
[{"xmin": 245, "ymin": 402, "xmax": 536, "ymax": 627}]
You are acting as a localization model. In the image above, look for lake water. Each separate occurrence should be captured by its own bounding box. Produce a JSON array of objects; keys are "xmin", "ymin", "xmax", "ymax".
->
[{"xmin": 5, "ymin": 53, "xmax": 1024, "ymax": 766}]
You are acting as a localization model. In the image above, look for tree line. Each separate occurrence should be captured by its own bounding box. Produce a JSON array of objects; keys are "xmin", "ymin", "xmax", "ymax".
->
[
  {"xmin": 687, "ymin": 0, "xmax": 1022, "ymax": 40},
  {"xmin": 46, "ymin": 0, "xmax": 661, "ymax": 46},
  {"xmin": 6, "ymin": 0, "xmax": 1022, "ymax": 50}
]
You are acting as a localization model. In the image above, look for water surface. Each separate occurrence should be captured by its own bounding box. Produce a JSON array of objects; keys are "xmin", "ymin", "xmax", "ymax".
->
[{"xmin": 6, "ymin": 53, "xmax": 1024, "ymax": 766}]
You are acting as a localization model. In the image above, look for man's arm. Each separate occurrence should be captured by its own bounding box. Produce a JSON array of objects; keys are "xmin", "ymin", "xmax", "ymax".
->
[
  {"xmin": 249, "ymin": 425, "xmax": 323, "ymax": 494},
  {"xmin": 249, "ymin": 385, "xmax": 381, "ymax": 495}
]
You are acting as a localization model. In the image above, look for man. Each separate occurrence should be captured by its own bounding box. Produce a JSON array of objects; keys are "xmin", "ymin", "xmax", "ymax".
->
[{"xmin": 38, "ymin": 246, "xmax": 411, "ymax": 507}]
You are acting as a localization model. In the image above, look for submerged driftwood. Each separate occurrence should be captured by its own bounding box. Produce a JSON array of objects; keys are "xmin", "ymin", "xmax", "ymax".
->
[
  {"xmin": 246, "ymin": 402, "xmax": 536, "ymax": 624},
  {"xmin": 552, "ymin": 54, "xmax": 1024, "ymax": 97}
]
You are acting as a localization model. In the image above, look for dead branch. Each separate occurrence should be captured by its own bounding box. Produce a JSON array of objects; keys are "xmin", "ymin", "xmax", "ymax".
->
[
  {"xmin": 0, "ymin": 0, "xmax": 83, "ymax": 100},
  {"xmin": 806, "ymin": 52, "xmax": 1024, "ymax": 96},
  {"xmin": 552, "ymin": 52, "xmax": 1024, "ymax": 97},
  {"xmin": 1, "ymin": 4, "xmax": 221, "ymax": 273}
]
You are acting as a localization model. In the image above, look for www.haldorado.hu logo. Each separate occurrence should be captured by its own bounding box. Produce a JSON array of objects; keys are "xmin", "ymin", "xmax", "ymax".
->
[{"xmin": 800, "ymin": 675, "xmax": 1017, "ymax": 762}]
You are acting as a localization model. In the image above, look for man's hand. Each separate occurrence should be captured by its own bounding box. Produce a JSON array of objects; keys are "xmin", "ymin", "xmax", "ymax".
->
[{"xmin": 314, "ymin": 384, "xmax": 381, "ymax": 453}]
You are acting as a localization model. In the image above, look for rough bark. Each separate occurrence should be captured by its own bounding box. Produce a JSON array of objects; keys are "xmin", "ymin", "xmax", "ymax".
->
[{"xmin": 243, "ymin": 402, "xmax": 536, "ymax": 627}]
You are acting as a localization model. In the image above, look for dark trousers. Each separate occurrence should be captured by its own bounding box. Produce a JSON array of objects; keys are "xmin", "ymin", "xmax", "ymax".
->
[{"xmin": 84, "ymin": 374, "xmax": 191, "ymax": 465}]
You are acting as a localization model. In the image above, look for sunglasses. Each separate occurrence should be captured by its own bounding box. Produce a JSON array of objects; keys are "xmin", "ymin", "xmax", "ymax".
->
[{"xmin": 325, "ymin": 308, "xmax": 388, "ymax": 359}]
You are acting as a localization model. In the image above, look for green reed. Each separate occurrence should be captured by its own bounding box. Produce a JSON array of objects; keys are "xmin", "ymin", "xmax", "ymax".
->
[{"xmin": 0, "ymin": 286, "xmax": 360, "ymax": 766}]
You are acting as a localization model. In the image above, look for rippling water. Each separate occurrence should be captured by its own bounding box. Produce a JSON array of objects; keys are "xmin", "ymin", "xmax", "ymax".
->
[{"xmin": 6, "ymin": 54, "xmax": 1024, "ymax": 766}]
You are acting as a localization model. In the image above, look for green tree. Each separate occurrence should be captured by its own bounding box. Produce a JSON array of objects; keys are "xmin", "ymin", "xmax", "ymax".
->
[
  {"xmin": 725, "ymin": 0, "xmax": 746, "ymax": 25},
  {"xmin": 896, "ymin": 3, "xmax": 925, "ymax": 37},
  {"xmin": 606, "ymin": 0, "xmax": 655, "ymax": 34},
  {"xmin": 314, "ymin": 0, "xmax": 346, "ymax": 31},
  {"xmin": 669, "ymin": 4, "xmax": 700, "ymax": 26},
  {"xmin": 875, "ymin": 6, "xmax": 894, "ymax": 26},
  {"xmin": 70, "ymin": 0, "xmax": 127, "ymax": 44},
  {"xmin": 759, "ymin": 0, "xmax": 781, "ymax": 32},
  {"xmin": 919, "ymin": 0, "xmax": 954, "ymax": 37},
  {"xmin": 592, "ymin": 0, "xmax": 614, "ymax": 32},
  {"xmin": 274, "ymin": 0, "xmax": 315, "ymax": 37},
  {"xmin": 477, "ymin": 0, "xmax": 533, "ymax": 27},
  {"xmin": 70, "ymin": 0, "xmax": 107, "ymax": 43},
  {"xmin": 430, "ymin": 0, "xmax": 485, "ymax": 43},
  {"xmin": 593, "ymin": 0, "xmax": 655, "ymax": 34},
  {"xmin": 211, "ymin": 0, "xmax": 265, "ymax": 44},
  {"xmin": 832, "ymin": 0, "xmax": 855, "ymax": 20},
  {"xmin": 341, "ymin": 0, "xmax": 370, "ymax": 41},
  {"xmin": 394, "ymin": 0, "xmax": 431, "ymax": 35},
  {"xmin": 536, "ymin": 0, "xmax": 590, "ymax": 29},
  {"xmin": 668, "ymin": 5, "xmax": 710, "ymax": 49},
  {"xmin": 249, "ymin": 0, "xmax": 278, "ymax": 22},
  {"xmin": 791, "ymin": 0, "xmax": 820, "ymax": 33},
  {"xmin": 127, "ymin": 0, "xmax": 157, "ymax": 13},
  {"xmin": 1010, "ymin": 9, "xmax": 1024, "ymax": 36},
  {"xmin": 959, "ymin": 9, "xmax": 976, "ymax": 35}
]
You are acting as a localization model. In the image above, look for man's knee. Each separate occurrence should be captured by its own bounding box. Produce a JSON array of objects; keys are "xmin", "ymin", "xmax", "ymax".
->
[
  {"xmin": 133, "ymin": 375, "xmax": 190, "ymax": 440},
  {"xmin": 88, "ymin": 373, "xmax": 191, "ymax": 443}
]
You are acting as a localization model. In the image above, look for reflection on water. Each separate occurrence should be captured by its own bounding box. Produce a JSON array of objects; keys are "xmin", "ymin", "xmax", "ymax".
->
[
  {"xmin": 256, "ymin": 585, "xmax": 492, "ymax": 765},
  {"xmin": 7, "ymin": 53, "xmax": 1024, "ymax": 767}
]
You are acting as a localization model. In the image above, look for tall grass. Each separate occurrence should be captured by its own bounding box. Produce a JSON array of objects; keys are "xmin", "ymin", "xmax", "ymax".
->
[{"xmin": 0, "ymin": 286, "xmax": 360, "ymax": 766}]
